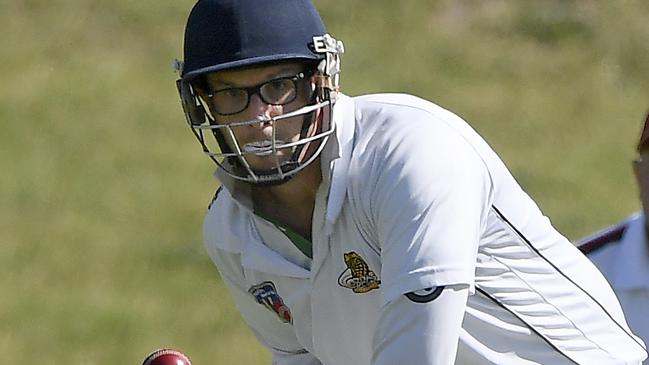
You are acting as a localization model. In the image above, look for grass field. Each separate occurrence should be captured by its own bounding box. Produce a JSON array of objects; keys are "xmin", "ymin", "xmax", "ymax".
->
[{"xmin": 2, "ymin": 0, "xmax": 648, "ymax": 364}]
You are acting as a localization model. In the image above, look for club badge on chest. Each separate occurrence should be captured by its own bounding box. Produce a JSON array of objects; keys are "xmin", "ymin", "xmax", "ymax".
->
[{"xmin": 338, "ymin": 252, "xmax": 381, "ymax": 294}]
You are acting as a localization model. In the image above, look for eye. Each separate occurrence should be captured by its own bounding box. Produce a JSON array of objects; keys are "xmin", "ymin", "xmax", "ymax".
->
[
  {"xmin": 266, "ymin": 79, "xmax": 292, "ymax": 93},
  {"xmin": 220, "ymin": 88, "xmax": 246, "ymax": 98},
  {"xmin": 211, "ymin": 87, "xmax": 248, "ymax": 115},
  {"xmin": 212, "ymin": 88, "xmax": 246, "ymax": 103},
  {"xmin": 261, "ymin": 78, "xmax": 296, "ymax": 104}
]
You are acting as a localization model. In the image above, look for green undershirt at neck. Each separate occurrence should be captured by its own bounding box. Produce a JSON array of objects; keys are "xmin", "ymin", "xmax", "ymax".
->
[{"xmin": 255, "ymin": 211, "xmax": 313, "ymax": 259}]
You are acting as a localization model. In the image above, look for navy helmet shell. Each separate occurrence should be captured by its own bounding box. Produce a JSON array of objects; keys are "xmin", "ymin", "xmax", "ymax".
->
[{"xmin": 182, "ymin": 0, "xmax": 327, "ymax": 80}]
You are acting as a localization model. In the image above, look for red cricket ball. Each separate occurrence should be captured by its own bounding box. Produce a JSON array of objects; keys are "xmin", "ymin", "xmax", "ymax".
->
[{"xmin": 142, "ymin": 349, "xmax": 192, "ymax": 365}]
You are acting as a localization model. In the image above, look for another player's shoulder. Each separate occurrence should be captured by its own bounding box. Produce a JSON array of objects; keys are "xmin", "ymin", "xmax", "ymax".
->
[{"xmin": 577, "ymin": 217, "xmax": 633, "ymax": 255}]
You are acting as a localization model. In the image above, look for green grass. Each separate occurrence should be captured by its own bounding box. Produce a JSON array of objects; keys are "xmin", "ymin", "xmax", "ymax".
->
[{"xmin": 2, "ymin": 0, "xmax": 648, "ymax": 363}]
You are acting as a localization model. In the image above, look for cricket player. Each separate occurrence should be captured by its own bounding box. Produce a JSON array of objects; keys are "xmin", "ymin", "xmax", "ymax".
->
[
  {"xmin": 579, "ymin": 112, "xmax": 649, "ymax": 365},
  {"xmin": 174, "ymin": 1, "xmax": 648, "ymax": 364}
]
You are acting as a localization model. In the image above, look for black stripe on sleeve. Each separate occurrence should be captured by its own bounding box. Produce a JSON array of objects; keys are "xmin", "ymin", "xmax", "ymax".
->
[
  {"xmin": 474, "ymin": 287, "xmax": 580, "ymax": 365},
  {"xmin": 491, "ymin": 205, "xmax": 646, "ymax": 352}
]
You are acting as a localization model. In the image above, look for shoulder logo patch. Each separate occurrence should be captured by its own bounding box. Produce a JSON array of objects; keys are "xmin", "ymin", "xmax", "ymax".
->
[
  {"xmin": 249, "ymin": 281, "xmax": 292, "ymax": 324},
  {"xmin": 405, "ymin": 286, "xmax": 445, "ymax": 303},
  {"xmin": 338, "ymin": 251, "xmax": 381, "ymax": 293}
]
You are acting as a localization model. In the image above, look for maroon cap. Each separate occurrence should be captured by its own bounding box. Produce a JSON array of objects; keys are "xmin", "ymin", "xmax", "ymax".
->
[{"xmin": 638, "ymin": 111, "xmax": 649, "ymax": 152}]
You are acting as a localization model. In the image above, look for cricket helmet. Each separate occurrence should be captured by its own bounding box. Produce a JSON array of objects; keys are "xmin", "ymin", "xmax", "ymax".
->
[{"xmin": 175, "ymin": 0, "xmax": 344, "ymax": 185}]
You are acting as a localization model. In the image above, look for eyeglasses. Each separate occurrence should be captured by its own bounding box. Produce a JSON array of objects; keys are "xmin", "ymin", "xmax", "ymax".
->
[{"xmin": 205, "ymin": 72, "xmax": 311, "ymax": 116}]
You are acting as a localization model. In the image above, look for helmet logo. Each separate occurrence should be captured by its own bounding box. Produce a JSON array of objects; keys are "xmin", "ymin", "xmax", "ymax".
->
[{"xmin": 313, "ymin": 34, "xmax": 345, "ymax": 54}]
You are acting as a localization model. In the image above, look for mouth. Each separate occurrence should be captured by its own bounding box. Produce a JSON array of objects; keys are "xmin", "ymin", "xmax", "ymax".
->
[{"xmin": 242, "ymin": 140, "xmax": 287, "ymax": 156}]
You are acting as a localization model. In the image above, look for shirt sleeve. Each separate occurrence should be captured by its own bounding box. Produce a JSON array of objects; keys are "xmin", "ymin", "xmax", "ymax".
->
[
  {"xmin": 372, "ymin": 285, "xmax": 470, "ymax": 365},
  {"xmin": 368, "ymin": 111, "xmax": 493, "ymax": 306},
  {"xmin": 360, "ymin": 109, "xmax": 492, "ymax": 364}
]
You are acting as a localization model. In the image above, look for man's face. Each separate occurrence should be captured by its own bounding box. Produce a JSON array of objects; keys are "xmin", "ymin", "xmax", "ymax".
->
[
  {"xmin": 199, "ymin": 61, "xmax": 319, "ymax": 172},
  {"xmin": 633, "ymin": 150, "xmax": 649, "ymax": 219}
]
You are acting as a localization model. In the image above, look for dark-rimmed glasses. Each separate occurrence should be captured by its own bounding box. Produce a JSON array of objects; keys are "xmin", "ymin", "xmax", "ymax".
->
[{"xmin": 205, "ymin": 72, "xmax": 311, "ymax": 116}]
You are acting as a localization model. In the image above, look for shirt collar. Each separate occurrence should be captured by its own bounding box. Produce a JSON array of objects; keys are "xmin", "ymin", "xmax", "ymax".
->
[
  {"xmin": 241, "ymin": 233, "xmax": 311, "ymax": 278},
  {"xmin": 204, "ymin": 188, "xmax": 311, "ymax": 278},
  {"xmin": 611, "ymin": 212, "xmax": 649, "ymax": 290},
  {"xmin": 321, "ymin": 94, "xmax": 355, "ymax": 234}
]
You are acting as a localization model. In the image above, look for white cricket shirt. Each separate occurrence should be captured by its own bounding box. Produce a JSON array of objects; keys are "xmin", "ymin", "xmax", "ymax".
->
[
  {"xmin": 203, "ymin": 93, "xmax": 647, "ymax": 364},
  {"xmin": 582, "ymin": 213, "xmax": 649, "ymax": 365}
]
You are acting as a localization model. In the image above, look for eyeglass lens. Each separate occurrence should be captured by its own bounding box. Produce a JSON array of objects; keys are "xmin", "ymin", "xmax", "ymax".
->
[{"xmin": 211, "ymin": 75, "xmax": 302, "ymax": 115}]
